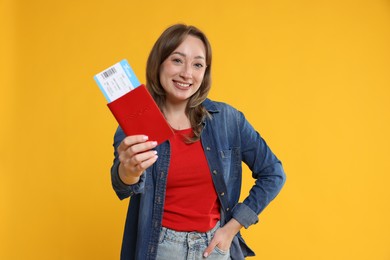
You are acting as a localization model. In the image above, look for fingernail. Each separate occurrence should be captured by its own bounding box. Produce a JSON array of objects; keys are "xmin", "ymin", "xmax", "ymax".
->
[
  {"xmin": 203, "ymin": 252, "xmax": 208, "ymax": 258},
  {"xmin": 152, "ymin": 141, "xmax": 158, "ymax": 146},
  {"xmin": 143, "ymin": 136, "xmax": 149, "ymax": 140}
]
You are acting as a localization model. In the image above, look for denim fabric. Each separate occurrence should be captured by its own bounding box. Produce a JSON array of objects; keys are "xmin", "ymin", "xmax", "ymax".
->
[
  {"xmin": 156, "ymin": 221, "xmax": 230, "ymax": 260},
  {"xmin": 111, "ymin": 99, "xmax": 286, "ymax": 260}
]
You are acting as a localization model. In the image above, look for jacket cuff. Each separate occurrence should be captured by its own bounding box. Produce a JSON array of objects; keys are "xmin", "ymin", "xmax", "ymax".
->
[
  {"xmin": 232, "ymin": 203, "xmax": 259, "ymax": 228},
  {"xmin": 111, "ymin": 160, "xmax": 145, "ymax": 200}
]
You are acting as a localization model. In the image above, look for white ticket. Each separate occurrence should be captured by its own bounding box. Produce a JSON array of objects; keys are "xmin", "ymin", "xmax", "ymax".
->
[{"xmin": 94, "ymin": 59, "xmax": 141, "ymax": 102}]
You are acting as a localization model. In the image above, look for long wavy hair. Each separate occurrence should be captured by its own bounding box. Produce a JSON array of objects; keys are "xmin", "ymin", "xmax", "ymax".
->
[{"xmin": 146, "ymin": 24, "xmax": 212, "ymax": 142}]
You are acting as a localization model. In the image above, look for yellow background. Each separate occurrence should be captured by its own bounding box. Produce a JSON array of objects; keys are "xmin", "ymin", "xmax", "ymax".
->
[{"xmin": 1, "ymin": 0, "xmax": 389, "ymax": 259}]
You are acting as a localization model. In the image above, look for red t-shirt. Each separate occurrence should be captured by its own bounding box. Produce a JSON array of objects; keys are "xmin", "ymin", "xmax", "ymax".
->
[{"xmin": 162, "ymin": 128, "xmax": 220, "ymax": 232}]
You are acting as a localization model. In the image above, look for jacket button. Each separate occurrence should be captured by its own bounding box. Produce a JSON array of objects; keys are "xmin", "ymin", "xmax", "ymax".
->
[
  {"xmin": 213, "ymin": 170, "xmax": 217, "ymax": 175},
  {"xmin": 220, "ymin": 192, "xmax": 225, "ymax": 196},
  {"xmin": 206, "ymin": 147, "xmax": 211, "ymax": 151},
  {"xmin": 226, "ymin": 208, "xmax": 230, "ymax": 211}
]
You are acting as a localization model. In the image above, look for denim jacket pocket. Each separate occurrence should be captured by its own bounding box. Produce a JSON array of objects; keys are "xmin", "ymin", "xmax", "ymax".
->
[{"xmin": 219, "ymin": 149, "xmax": 232, "ymax": 179}]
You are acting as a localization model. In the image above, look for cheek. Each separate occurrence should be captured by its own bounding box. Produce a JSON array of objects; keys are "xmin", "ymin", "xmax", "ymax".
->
[
  {"xmin": 195, "ymin": 71, "xmax": 206, "ymax": 84},
  {"xmin": 159, "ymin": 67, "xmax": 170, "ymax": 84},
  {"xmin": 160, "ymin": 65, "xmax": 177, "ymax": 82},
  {"xmin": 159, "ymin": 76, "xmax": 169, "ymax": 91},
  {"xmin": 160, "ymin": 61, "xmax": 170, "ymax": 76}
]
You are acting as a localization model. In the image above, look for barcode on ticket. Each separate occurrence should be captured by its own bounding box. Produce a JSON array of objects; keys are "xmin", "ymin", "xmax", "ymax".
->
[
  {"xmin": 101, "ymin": 67, "xmax": 117, "ymax": 79},
  {"xmin": 94, "ymin": 59, "xmax": 140, "ymax": 102}
]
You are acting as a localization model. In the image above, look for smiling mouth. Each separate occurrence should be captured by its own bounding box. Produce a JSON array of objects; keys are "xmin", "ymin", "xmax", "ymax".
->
[{"xmin": 173, "ymin": 80, "xmax": 192, "ymax": 88}]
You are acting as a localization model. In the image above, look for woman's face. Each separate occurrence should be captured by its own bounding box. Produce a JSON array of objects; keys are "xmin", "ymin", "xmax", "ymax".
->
[{"xmin": 159, "ymin": 35, "xmax": 207, "ymax": 106}]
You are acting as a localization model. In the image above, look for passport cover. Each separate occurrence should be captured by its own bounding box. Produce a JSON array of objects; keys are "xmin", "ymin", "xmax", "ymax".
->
[{"xmin": 107, "ymin": 84, "xmax": 174, "ymax": 144}]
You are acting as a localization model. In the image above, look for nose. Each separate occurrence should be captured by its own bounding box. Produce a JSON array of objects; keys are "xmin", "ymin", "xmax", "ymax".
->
[{"xmin": 179, "ymin": 62, "xmax": 193, "ymax": 79}]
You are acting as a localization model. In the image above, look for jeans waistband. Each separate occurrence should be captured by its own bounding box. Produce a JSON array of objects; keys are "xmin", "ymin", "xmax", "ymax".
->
[{"xmin": 160, "ymin": 221, "xmax": 220, "ymax": 244}]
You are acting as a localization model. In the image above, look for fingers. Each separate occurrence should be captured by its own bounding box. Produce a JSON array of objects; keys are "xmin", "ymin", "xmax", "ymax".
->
[
  {"xmin": 117, "ymin": 135, "xmax": 149, "ymax": 153},
  {"xmin": 203, "ymin": 227, "xmax": 233, "ymax": 258},
  {"xmin": 122, "ymin": 150, "xmax": 158, "ymax": 172},
  {"xmin": 117, "ymin": 135, "xmax": 159, "ymax": 179},
  {"xmin": 119, "ymin": 140, "xmax": 158, "ymax": 163},
  {"xmin": 118, "ymin": 135, "xmax": 157, "ymax": 159},
  {"xmin": 203, "ymin": 237, "xmax": 218, "ymax": 258}
]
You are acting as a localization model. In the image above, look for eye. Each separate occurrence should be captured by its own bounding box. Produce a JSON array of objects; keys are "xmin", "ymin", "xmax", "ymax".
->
[
  {"xmin": 194, "ymin": 63, "xmax": 204, "ymax": 69},
  {"xmin": 172, "ymin": 58, "xmax": 183, "ymax": 64}
]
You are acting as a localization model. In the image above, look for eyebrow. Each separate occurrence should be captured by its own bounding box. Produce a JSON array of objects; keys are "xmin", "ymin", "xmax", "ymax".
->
[{"xmin": 171, "ymin": 51, "xmax": 205, "ymax": 60}]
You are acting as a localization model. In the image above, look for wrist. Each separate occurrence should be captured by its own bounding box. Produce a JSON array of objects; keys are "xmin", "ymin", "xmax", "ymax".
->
[
  {"xmin": 224, "ymin": 218, "xmax": 243, "ymax": 237},
  {"xmin": 118, "ymin": 163, "xmax": 141, "ymax": 185}
]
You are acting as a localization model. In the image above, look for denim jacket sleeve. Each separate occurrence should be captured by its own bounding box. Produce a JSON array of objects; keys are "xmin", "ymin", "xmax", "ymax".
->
[
  {"xmin": 110, "ymin": 126, "xmax": 146, "ymax": 200},
  {"xmin": 231, "ymin": 110, "xmax": 286, "ymax": 228}
]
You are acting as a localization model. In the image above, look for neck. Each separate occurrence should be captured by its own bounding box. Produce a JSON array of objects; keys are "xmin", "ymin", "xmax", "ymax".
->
[{"xmin": 162, "ymin": 102, "xmax": 191, "ymax": 130}]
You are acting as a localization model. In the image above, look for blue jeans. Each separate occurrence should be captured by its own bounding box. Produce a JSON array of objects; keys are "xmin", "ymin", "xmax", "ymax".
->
[{"xmin": 156, "ymin": 222, "xmax": 231, "ymax": 260}]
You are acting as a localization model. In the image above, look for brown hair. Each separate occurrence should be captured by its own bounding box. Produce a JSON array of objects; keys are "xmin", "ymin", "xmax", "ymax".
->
[{"xmin": 146, "ymin": 24, "xmax": 212, "ymax": 142}]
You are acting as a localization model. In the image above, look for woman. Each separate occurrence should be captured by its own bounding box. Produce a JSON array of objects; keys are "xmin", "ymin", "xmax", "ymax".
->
[{"xmin": 111, "ymin": 24, "xmax": 286, "ymax": 260}]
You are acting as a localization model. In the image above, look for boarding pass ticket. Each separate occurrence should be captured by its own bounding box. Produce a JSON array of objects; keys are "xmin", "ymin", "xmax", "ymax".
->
[{"xmin": 94, "ymin": 59, "xmax": 141, "ymax": 102}]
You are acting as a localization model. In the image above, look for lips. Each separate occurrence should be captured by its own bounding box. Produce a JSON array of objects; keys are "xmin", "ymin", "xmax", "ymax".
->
[{"xmin": 173, "ymin": 80, "xmax": 192, "ymax": 89}]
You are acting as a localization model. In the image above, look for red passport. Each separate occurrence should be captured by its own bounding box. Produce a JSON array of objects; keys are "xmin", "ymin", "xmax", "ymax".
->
[{"xmin": 107, "ymin": 84, "xmax": 174, "ymax": 144}]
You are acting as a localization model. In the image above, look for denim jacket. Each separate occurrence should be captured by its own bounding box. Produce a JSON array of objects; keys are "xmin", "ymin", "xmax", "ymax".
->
[{"xmin": 111, "ymin": 99, "xmax": 286, "ymax": 260}]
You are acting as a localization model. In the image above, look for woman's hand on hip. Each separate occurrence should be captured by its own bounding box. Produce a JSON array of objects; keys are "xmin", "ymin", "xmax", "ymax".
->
[{"xmin": 203, "ymin": 218, "xmax": 243, "ymax": 258}]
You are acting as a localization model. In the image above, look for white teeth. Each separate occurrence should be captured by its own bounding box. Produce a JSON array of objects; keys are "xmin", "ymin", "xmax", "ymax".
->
[{"xmin": 176, "ymin": 82, "xmax": 190, "ymax": 87}]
